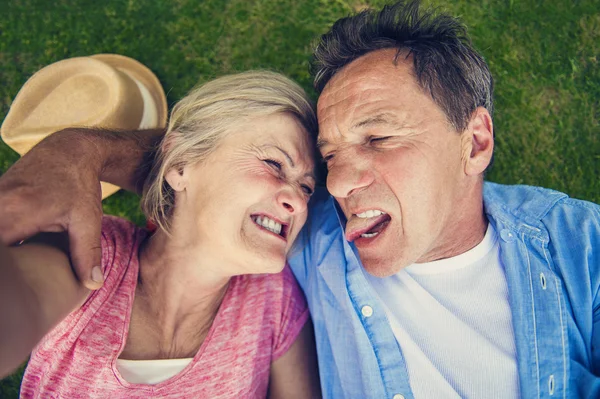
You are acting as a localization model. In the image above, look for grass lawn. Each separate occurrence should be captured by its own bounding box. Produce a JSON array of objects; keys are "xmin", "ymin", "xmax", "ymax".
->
[{"xmin": 1, "ymin": 0, "xmax": 598, "ymax": 395}]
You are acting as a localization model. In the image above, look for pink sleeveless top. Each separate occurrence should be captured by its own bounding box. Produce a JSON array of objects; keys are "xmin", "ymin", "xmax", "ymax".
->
[{"xmin": 20, "ymin": 216, "xmax": 309, "ymax": 398}]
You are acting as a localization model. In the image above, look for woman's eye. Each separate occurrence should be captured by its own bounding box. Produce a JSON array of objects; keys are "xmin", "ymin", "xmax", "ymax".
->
[
  {"xmin": 301, "ymin": 185, "xmax": 314, "ymax": 196},
  {"xmin": 264, "ymin": 159, "xmax": 282, "ymax": 171}
]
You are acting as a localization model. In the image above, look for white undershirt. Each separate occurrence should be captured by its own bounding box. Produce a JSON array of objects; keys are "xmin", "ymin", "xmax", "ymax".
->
[
  {"xmin": 366, "ymin": 225, "xmax": 520, "ymax": 398},
  {"xmin": 116, "ymin": 358, "xmax": 193, "ymax": 384}
]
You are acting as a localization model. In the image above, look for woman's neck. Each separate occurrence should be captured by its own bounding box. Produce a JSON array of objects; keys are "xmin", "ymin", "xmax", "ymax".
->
[{"xmin": 136, "ymin": 229, "xmax": 231, "ymax": 340}]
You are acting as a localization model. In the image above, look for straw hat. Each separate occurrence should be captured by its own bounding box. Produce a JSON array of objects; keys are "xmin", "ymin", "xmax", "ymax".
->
[{"xmin": 1, "ymin": 54, "xmax": 168, "ymax": 199}]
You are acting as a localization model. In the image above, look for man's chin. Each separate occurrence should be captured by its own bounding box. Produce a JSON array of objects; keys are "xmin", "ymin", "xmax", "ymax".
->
[{"xmin": 360, "ymin": 256, "xmax": 407, "ymax": 278}]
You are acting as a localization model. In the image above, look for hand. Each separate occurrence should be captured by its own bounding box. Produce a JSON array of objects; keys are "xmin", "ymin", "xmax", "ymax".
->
[{"xmin": 0, "ymin": 130, "xmax": 105, "ymax": 289}]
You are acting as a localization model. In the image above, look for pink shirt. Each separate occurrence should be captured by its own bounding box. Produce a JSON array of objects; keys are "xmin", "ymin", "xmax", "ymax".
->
[{"xmin": 20, "ymin": 216, "xmax": 309, "ymax": 398}]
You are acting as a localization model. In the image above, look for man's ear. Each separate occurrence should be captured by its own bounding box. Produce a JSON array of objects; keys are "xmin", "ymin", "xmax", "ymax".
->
[
  {"xmin": 462, "ymin": 107, "xmax": 494, "ymax": 176},
  {"xmin": 165, "ymin": 165, "xmax": 187, "ymax": 192}
]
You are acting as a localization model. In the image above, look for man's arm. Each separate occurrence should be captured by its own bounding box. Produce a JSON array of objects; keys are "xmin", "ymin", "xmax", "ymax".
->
[
  {"xmin": 268, "ymin": 319, "xmax": 322, "ymax": 399},
  {"xmin": 0, "ymin": 235, "xmax": 90, "ymax": 378},
  {"xmin": 0, "ymin": 127, "xmax": 164, "ymax": 289}
]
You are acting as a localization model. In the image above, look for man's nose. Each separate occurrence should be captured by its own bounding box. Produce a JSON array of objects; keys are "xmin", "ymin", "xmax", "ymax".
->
[{"xmin": 326, "ymin": 153, "xmax": 374, "ymax": 199}]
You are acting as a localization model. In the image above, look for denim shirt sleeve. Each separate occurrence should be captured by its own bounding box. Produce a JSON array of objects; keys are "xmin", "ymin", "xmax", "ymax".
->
[
  {"xmin": 543, "ymin": 198, "xmax": 600, "ymax": 389},
  {"xmin": 485, "ymin": 182, "xmax": 600, "ymax": 398}
]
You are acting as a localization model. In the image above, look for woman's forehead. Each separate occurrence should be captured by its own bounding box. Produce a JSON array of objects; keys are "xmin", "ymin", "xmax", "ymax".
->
[{"xmin": 228, "ymin": 113, "xmax": 313, "ymax": 150}]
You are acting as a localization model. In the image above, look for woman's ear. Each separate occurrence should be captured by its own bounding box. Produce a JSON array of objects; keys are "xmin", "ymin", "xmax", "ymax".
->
[
  {"xmin": 462, "ymin": 107, "xmax": 494, "ymax": 176},
  {"xmin": 165, "ymin": 166, "xmax": 187, "ymax": 192},
  {"xmin": 162, "ymin": 132, "xmax": 189, "ymax": 192}
]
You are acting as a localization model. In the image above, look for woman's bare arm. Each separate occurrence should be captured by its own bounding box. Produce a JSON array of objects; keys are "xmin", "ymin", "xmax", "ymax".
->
[
  {"xmin": 0, "ymin": 235, "xmax": 90, "ymax": 378},
  {"xmin": 0, "ymin": 127, "xmax": 164, "ymax": 290},
  {"xmin": 268, "ymin": 319, "xmax": 322, "ymax": 399}
]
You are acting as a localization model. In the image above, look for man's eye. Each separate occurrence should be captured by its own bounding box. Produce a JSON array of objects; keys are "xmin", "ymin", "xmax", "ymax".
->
[
  {"xmin": 264, "ymin": 159, "xmax": 282, "ymax": 170},
  {"xmin": 322, "ymin": 154, "xmax": 334, "ymax": 163},
  {"xmin": 369, "ymin": 136, "xmax": 391, "ymax": 145}
]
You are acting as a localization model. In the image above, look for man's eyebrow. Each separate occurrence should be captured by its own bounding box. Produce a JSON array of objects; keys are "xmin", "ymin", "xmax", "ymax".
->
[
  {"xmin": 352, "ymin": 113, "xmax": 399, "ymax": 130},
  {"xmin": 317, "ymin": 114, "xmax": 403, "ymax": 150},
  {"xmin": 316, "ymin": 138, "xmax": 329, "ymax": 150}
]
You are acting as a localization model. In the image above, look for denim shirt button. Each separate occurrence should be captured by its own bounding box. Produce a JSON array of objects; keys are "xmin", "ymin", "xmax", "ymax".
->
[
  {"xmin": 500, "ymin": 229, "xmax": 515, "ymax": 242},
  {"xmin": 393, "ymin": 395, "xmax": 405, "ymax": 399},
  {"xmin": 540, "ymin": 272, "xmax": 547, "ymax": 290},
  {"xmin": 361, "ymin": 305, "xmax": 374, "ymax": 318}
]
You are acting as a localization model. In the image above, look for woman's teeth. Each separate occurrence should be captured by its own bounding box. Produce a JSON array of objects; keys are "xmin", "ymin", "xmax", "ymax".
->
[
  {"xmin": 355, "ymin": 209, "xmax": 385, "ymax": 218},
  {"xmin": 255, "ymin": 215, "xmax": 282, "ymax": 235}
]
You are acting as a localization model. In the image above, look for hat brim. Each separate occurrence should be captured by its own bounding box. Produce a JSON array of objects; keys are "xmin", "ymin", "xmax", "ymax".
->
[
  {"xmin": 90, "ymin": 54, "xmax": 168, "ymax": 129},
  {"xmin": 91, "ymin": 54, "xmax": 168, "ymax": 199}
]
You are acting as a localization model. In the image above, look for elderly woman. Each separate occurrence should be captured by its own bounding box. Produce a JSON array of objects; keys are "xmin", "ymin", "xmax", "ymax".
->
[{"xmin": 0, "ymin": 71, "xmax": 321, "ymax": 398}]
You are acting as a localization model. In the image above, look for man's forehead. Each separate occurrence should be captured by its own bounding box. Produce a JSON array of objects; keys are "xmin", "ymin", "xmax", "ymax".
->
[
  {"xmin": 315, "ymin": 50, "xmax": 420, "ymax": 143},
  {"xmin": 318, "ymin": 53, "xmax": 414, "ymax": 110},
  {"xmin": 322, "ymin": 49, "xmax": 410, "ymax": 86}
]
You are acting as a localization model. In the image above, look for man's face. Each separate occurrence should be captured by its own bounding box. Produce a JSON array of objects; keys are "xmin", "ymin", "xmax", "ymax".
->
[{"xmin": 317, "ymin": 49, "xmax": 478, "ymax": 277}]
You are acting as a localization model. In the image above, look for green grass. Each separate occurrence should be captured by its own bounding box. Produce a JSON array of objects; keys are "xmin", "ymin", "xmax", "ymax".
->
[{"xmin": 1, "ymin": 0, "xmax": 598, "ymax": 395}]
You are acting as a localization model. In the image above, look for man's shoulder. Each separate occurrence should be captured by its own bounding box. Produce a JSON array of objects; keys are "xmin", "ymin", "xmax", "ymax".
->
[
  {"xmin": 484, "ymin": 182, "xmax": 567, "ymax": 218},
  {"xmin": 483, "ymin": 181, "xmax": 599, "ymax": 227}
]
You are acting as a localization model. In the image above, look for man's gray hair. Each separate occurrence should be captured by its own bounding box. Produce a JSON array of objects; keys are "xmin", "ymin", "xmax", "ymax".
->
[{"xmin": 311, "ymin": 0, "xmax": 494, "ymax": 133}]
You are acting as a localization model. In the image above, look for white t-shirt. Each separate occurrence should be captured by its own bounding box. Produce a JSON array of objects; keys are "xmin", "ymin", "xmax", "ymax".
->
[
  {"xmin": 366, "ymin": 224, "xmax": 520, "ymax": 398},
  {"xmin": 116, "ymin": 358, "xmax": 193, "ymax": 384}
]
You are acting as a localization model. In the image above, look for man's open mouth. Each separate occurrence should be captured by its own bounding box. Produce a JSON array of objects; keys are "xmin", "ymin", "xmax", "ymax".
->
[{"xmin": 345, "ymin": 211, "xmax": 391, "ymax": 242}]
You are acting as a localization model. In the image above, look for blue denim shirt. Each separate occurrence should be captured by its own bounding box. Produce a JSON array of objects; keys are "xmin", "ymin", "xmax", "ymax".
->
[{"xmin": 288, "ymin": 182, "xmax": 600, "ymax": 398}]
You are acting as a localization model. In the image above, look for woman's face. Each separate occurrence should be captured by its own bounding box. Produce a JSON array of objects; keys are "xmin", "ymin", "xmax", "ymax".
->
[{"xmin": 170, "ymin": 112, "xmax": 316, "ymax": 275}]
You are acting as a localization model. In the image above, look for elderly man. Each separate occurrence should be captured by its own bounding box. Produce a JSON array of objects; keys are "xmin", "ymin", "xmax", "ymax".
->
[{"xmin": 1, "ymin": 1, "xmax": 599, "ymax": 398}]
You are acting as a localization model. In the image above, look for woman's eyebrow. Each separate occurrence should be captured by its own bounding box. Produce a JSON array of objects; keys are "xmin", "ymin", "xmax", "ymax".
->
[
  {"xmin": 261, "ymin": 144, "xmax": 295, "ymax": 167},
  {"xmin": 261, "ymin": 144, "xmax": 316, "ymax": 181}
]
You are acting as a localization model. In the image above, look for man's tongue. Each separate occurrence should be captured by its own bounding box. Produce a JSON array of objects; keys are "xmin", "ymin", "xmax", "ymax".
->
[
  {"xmin": 345, "ymin": 214, "xmax": 391, "ymax": 241},
  {"xmin": 367, "ymin": 220, "xmax": 388, "ymax": 234}
]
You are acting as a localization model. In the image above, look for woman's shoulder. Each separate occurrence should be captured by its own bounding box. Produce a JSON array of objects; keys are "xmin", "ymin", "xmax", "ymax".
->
[
  {"xmin": 100, "ymin": 216, "xmax": 146, "ymax": 272},
  {"xmin": 235, "ymin": 265, "xmax": 301, "ymax": 297},
  {"xmin": 226, "ymin": 266, "xmax": 309, "ymax": 359},
  {"xmin": 27, "ymin": 217, "xmax": 143, "ymax": 369},
  {"xmin": 228, "ymin": 265, "xmax": 308, "ymax": 327},
  {"xmin": 101, "ymin": 215, "xmax": 143, "ymax": 244}
]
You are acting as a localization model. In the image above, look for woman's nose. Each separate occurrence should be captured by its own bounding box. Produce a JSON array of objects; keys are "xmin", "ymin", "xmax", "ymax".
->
[{"xmin": 277, "ymin": 185, "xmax": 308, "ymax": 214}]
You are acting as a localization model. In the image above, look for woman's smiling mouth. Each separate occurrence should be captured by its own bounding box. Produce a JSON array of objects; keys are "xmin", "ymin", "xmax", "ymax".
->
[{"xmin": 252, "ymin": 214, "xmax": 288, "ymax": 240}]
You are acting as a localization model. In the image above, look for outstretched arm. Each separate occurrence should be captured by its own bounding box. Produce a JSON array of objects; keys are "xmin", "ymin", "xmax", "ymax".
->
[
  {"xmin": 0, "ymin": 235, "xmax": 90, "ymax": 378},
  {"xmin": 0, "ymin": 127, "xmax": 164, "ymax": 289}
]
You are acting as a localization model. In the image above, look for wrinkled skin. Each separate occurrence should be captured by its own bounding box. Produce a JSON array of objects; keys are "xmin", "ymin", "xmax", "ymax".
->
[{"xmin": 0, "ymin": 128, "xmax": 159, "ymax": 289}]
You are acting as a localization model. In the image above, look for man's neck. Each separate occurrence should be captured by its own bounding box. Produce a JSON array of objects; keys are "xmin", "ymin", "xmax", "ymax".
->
[{"xmin": 416, "ymin": 182, "xmax": 488, "ymax": 264}]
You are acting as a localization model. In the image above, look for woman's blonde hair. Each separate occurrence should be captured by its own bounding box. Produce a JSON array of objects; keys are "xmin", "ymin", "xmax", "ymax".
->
[{"xmin": 140, "ymin": 70, "xmax": 317, "ymax": 233}]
